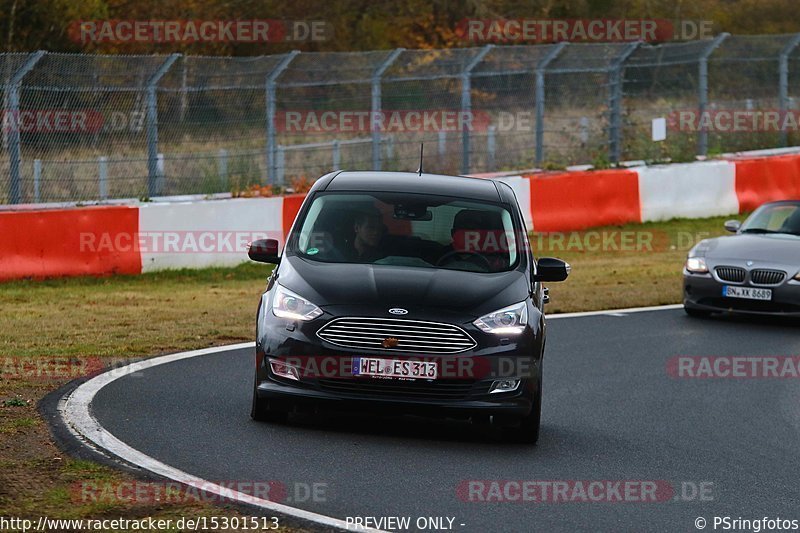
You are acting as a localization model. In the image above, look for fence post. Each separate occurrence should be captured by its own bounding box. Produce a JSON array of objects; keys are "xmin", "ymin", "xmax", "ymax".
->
[
  {"xmin": 779, "ymin": 34, "xmax": 800, "ymax": 147},
  {"xmin": 266, "ymin": 51, "xmax": 299, "ymax": 186},
  {"xmin": 179, "ymin": 57, "xmax": 188, "ymax": 122},
  {"xmin": 371, "ymin": 48, "xmax": 403, "ymax": 171},
  {"xmin": 98, "ymin": 156, "xmax": 108, "ymax": 200},
  {"xmin": 579, "ymin": 117, "xmax": 590, "ymax": 144},
  {"xmin": 7, "ymin": 50, "xmax": 44, "ymax": 204},
  {"xmin": 487, "ymin": 125, "xmax": 496, "ymax": 171},
  {"xmin": 461, "ymin": 45, "xmax": 493, "ymax": 175},
  {"xmin": 697, "ymin": 33, "xmax": 729, "ymax": 157},
  {"xmin": 218, "ymin": 149, "xmax": 228, "ymax": 189},
  {"xmin": 33, "ymin": 158, "xmax": 41, "ymax": 203},
  {"xmin": 276, "ymin": 145, "xmax": 286, "ymax": 184},
  {"xmin": 608, "ymin": 42, "xmax": 640, "ymax": 164},
  {"xmin": 332, "ymin": 140, "xmax": 341, "ymax": 170},
  {"xmin": 535, "ymin": 43, "xmax": 567, "ymax": 167},
  {"xmin": 156, "ymin": 153, "xmax": 165, "ymax": 193},
  {"xmin": 385, "ymin": 136, "xmax": 394, "ymax": 160},
  {"xmin": 146, "ymin": 53, "xmax": 179, "ymax": 198}
]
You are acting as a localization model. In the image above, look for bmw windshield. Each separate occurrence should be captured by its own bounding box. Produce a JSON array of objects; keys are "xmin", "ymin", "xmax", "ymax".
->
[
  {"xmin": 288, "ymin": 192, "xmax": 521, "ymax": 273},
  {"xmin": 740, "ymin": 202, "xmax": 800, "ymax": 235}
]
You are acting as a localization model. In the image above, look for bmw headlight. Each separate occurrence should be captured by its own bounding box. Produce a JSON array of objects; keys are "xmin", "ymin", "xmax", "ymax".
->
[
  {"xmin": 685, "ymin": 257, "xmax": 709, "ymax": 274},
  {"xmin": 272, "ymin": 284, "xmax": 323, "ymax": 321},
  {"xmin": 473, "ymin": 302, "xmax": 528, "ymax": 335}
]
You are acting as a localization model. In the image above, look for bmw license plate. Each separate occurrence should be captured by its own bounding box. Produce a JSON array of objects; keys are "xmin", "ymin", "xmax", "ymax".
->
[
  {"xmin": 352, "ymin": 357, "xmax": 437, "ymax": 379},
  {"xmin": 722, "ymin": 286, "xmax": 772, "ymax": 301}
]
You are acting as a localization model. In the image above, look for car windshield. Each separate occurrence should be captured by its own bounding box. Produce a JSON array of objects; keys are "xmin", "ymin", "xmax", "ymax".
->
[
  {"xmin": 740, "ymin": 203, "xmax": 800, "ymax": 235},
  {"xmin": 289, "ymin": 192, "xmax": 520, "ymax": 273}
]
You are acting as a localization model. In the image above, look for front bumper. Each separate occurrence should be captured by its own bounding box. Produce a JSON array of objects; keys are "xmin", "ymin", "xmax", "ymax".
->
[
  {"xmin": 256, "ymin": 378, "xmax": 535, "ymax": 417},
  {"xmin": 254, "ymin": 306, "xmax": 544, "ymax": 418},
  {"xmin": 683, "ymin": 269, "xmax": 800, "ymax": 316}
]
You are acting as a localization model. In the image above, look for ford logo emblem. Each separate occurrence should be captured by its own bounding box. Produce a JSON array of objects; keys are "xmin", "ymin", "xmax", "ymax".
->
[{"xmin": 388, "ymin": 308, "xmax": 408, "ymax": 315}]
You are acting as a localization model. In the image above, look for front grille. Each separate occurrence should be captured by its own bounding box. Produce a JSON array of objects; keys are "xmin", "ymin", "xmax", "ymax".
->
[
  {"xmin": 715, "ymin": 266, "xmax": 746, "ymax": 283},
  {"xmin": 317, "ymin": 317, "xmax": 477, "ymax": 354},
  {"xmin": 318, "ymin": 378, "xmax": 486, "ymax": 400},
  {"xmin": 750, "ymin": 269, "xmax": 786, "ymax": 285}
]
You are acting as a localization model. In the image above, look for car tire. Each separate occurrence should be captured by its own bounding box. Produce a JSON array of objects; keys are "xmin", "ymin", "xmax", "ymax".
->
[
  {"xmin": 250, "ymin": 378, "xmax": 289, "ymax": 423},
  {"xmin": 684, "ymin": 306, "xmax": 712, "ymax": 318},
  {"xmin": 503, "ymin": 376, "xmax": 542, "ymax": 444}
]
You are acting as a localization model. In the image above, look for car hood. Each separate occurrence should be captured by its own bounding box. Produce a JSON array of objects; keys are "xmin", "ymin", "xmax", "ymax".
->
[
  {"xmin": 276, "ymin": 255, "xmax": 530, "ymax": 318},
  {"xmin": 699, "ymin": 234, "xmax": 800, "ymax": 264}
]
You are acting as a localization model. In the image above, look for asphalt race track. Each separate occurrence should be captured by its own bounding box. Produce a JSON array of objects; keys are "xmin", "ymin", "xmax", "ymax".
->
[{"xmin": 85, "ymin": 308, "xmax": 800, "ymax": 532}]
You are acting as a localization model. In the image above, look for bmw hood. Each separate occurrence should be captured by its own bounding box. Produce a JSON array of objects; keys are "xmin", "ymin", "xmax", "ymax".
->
[
  {"xmin": 275, "ymin": 255, "xmax": 530, "ymax": 318},
  {"xmin": 696, "ymin": 234, "xmax": 800, "ymax": 264}
]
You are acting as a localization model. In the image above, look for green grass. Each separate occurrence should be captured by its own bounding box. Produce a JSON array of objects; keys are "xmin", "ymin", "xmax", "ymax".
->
[
  {"xmin": 0, "ymin": 263, "xmax": 275, "ymax": 358},
  {"xmin": 541, "ymin": 214, "xmax": 736, "ymax": 313}
]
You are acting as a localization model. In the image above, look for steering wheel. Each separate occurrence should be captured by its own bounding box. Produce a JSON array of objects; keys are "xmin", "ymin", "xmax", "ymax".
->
[{"xmin": 436, "ymin": 250, "xmax": 493, "ymax": 271}]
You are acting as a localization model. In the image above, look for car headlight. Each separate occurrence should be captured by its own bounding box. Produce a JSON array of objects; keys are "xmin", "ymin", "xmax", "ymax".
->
[
  {"xmin": 794, "ymin": 271, "xmax": 800, "ymax": 281},
  {"xmin": 272, "ymin": 284, "xmax": 322, "ymax": 321},
  {"xmin": 685, "ymin": 257, "xmax": 709, "ymax": 274},
  {"xmin": 473, "ymin": 302, "xmax": 528, "ymax": 335}
]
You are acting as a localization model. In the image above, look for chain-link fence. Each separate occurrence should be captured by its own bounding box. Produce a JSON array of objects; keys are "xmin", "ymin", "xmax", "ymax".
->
[{"xmin": 2, "ymin": 34, "xmax": 800, "ymax": 204}]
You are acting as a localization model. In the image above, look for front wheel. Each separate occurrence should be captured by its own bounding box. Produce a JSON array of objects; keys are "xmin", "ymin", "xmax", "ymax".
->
[
  {"xmin": 684, "ymin": 306, "xmax": 712, "ymax": 318},
  {"xmin": 251, "ymin": 378, "xmax": 289, "ymax": 423},
  {"xmin": 502, "ymin": 378, "xmax": 542, "ymax": 444}
]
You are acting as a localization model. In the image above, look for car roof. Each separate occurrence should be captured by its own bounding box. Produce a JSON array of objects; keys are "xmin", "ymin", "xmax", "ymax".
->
[
  {"xmin": 321, "ymin": 171, "xmax": 503, "ymax": 202},
  {"xmin": 762, "ymin": 199, "xmax": 800, "ymax": 205}
]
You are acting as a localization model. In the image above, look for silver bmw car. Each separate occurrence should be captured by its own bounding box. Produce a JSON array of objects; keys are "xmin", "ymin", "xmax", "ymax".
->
[{"xmin": 683, "ymin": 200, "xmax": 800, "ymax": 317}]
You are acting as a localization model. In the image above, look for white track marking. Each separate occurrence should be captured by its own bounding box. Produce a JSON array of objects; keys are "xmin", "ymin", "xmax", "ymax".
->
[
  {"xmin": 547, "ymin": 303, "xmax": 683, "ymax": 320},
  {"xmin": 59, "ymin": 341, "xmax": 383, "ymax": 533}
]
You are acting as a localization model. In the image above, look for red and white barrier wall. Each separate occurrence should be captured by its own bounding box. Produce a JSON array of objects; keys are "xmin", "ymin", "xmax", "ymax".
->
[
  {"xmin": 2, "ymin": 153, "xmax": 799, "ymax": 281},
  {"xmin": 137, "ymin": 197, "xmax": 285, "ymax": 272},
  {"xmin": 636, "ymin": 161, "xmax": 738, "ymax": 222}
]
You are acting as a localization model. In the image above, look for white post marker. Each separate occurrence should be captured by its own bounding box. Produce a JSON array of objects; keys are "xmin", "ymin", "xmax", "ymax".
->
[{"xmin": 652, "ymin": 117, "xmax": 667, "ymax": 142}]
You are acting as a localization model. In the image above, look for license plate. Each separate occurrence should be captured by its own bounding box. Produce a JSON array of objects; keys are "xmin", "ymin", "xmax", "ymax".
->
[
  {"xmin": 722, "ymin": 286, "xmax": 772, "ymax": 301},
  {"xmin": 352, "ymin": 357, "xmax": 437, "ymax": 379}
]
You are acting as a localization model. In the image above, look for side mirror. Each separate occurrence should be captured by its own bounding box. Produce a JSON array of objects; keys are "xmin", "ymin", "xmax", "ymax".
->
[
  {"xmin": 724, "ymin": 220, "xmax": 741, "ymax": 233},
  {"xmin": 534, "ymin": 257, "xmax": 570, "ymax": 282},
  {"xmin": 248, "ymin": 239, "xmax": 281, "ymax": 264}
]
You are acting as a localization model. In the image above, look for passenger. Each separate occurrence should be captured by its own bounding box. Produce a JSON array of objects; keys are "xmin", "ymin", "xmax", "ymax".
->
[{"xmin": 345, "ymin": 209, "xmax": 388, "ymax": 262}]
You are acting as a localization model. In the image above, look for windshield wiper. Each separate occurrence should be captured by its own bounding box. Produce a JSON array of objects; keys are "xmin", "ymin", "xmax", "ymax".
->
[
  {"xmin": 742, "ymin": 228, "xmax": 800, "ymax": 236},
  {"xmin": 741, "ymin": 228, "xmax": 778, "ymax": 234}
]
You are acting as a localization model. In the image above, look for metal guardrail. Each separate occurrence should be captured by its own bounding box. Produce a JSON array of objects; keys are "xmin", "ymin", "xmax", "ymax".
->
[{"xmin": 2, "ymin": 34, "xmax": 800, "ymax": 204}]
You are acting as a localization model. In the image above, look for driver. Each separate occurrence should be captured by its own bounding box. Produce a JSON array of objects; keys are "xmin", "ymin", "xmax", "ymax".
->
[
  {"xmin": 345, "ymin": 208, "xmax": 388, "ymax": 262},
  {"xmin": 779, "ymin": 207, "xmax": 800, "ymax": 234},
  {"xmin": 440, "ymin": 209, "xmax": 508, "ymax": 271}
]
